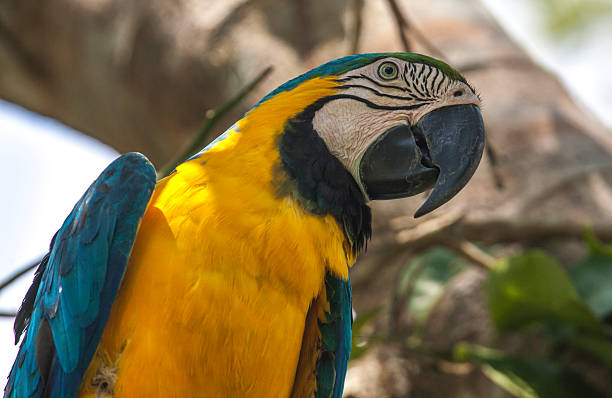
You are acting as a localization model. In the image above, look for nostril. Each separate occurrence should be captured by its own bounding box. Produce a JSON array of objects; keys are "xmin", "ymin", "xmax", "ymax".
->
[{"xmin": 453, "ymin": 90, "xmax": 463, "ymax": 97}]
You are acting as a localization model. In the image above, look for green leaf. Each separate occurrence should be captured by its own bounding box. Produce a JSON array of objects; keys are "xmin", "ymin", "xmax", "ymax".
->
[
  {"xmin": 567, "ymin": 333, "xmax": 612, "ymax": 369},
  {"xmin": 570, "ymin": 231, "xmax": 612, "ymax": 318},
  {"xmin": 529, "ymin": 0, "xmax": 612, "ymax": 37},
  {"xmin": 487, "ymin": 250, "xmax": 602, "ymax": 333},
  {"xmin": 453, "ymin": 343, "xmax": 605, "ymax": 398},
  {"xmin": 350, "ymin": 307, "xmax": 382, "ymax": 361},
  {"xmin": 400, "ymin": 247, "xmax": 468, "ymax": 326}
]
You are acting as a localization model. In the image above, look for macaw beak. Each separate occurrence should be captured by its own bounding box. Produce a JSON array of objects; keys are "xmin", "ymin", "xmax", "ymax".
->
[{"xmin": 359, "ymin": 104, "xmax": 485, "ymax": 217}]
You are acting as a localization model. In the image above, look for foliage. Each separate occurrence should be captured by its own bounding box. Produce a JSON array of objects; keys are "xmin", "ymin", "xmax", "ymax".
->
[
  {"xmin": 570, "ymin": 231, "xmax": 612, "ymax": 319},
  {"xmin": 486, "ymin": 250, "xmax": 602, "ymax": 333},
  {"xmin": 349, "ymin": 248, "xmax": 469, "ymax": 360},
  {"xmin": 399, "ymin": 247, "xmax": 468, "ymax": 329},
  {"xmin": 384, "ymin": 234, "xmax": 612, "ymax": 397},
  {"xmin": 478, "ymin": 244, "xmax": 612, "ymax": 396},
  {"xmin": 350, "ymin": 307, "xmax": 383, "ymax": 361},
  {"xmin": 453, "ymin": 343, "xmax": 605, "ymax": 398},
  {"xmin": 528, "ymin": 0, "xmax": 612, "ymax": 37}
]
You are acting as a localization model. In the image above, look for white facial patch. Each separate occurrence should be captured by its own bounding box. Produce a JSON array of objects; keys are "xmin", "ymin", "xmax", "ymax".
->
[
  {"xmin": 311, "ymin": 57, "xmax": 480, "ymax": 188},
  {"xmin": 312, "ymin": 99, "xmax": 415, "ymax": 180}
]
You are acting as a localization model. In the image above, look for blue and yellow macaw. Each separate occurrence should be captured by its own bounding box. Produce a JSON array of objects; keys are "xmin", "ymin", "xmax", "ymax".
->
[{"xmin": 5, "ymin": 53, "xmax": 484, "ymax": 398}]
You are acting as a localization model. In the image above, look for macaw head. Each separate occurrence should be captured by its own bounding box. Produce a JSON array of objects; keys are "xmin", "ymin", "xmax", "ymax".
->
[
  {"xmin": 264, "ymin": 53, "xmax": 485, "ymax": 219},
  {"xmin": 262, "ymin": 53, "xmax": 485, "ymax": 222},
  {"xmin": 331, "ymin": 55, "xmax": 484, "ymax": 217}
]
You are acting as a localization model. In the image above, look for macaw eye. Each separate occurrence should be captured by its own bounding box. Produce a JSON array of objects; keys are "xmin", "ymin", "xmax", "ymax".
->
[{"xmin": 377, "ymin": 62, "xmax": 399, "ymax": 80}]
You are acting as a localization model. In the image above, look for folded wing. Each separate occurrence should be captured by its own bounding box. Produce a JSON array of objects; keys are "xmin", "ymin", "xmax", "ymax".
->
[{"xmin": 5, "ymin": 153, "xmax": 156, "ymax": 398}]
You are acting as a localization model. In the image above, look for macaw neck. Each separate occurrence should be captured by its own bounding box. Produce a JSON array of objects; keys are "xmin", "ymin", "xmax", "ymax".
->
[{"xmin": 277, "ymin": 99, "xmax": 371, "ymax": 258}]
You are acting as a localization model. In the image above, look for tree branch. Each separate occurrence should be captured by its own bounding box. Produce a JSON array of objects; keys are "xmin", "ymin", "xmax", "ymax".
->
[
  {"xmin": 385, "ymin": 0, "xmax": 445, "ymax": 58},
  {"xmin": 386, "ymin": 0, "xmax": 412, "ymax": 52},
  {"xmin": 392, "ymin": 209, "xmax": 497, "ymax": 269},
  {"xmin": 457, "ymin": 56, "xmax": 535, "ymax": 74},
  {"xmin": 0, "ymin": 256, "xmax": 42, "ymax": 318},
  {"xmin": 348, "ymin": 0, "xmax": 364, "ymax": 54},
  {"xmin": 461, "ymin": 219, "xmax": 612, "ymax": 244},
  {"xmin": 484, "ymin": 140, "xmax": 505, "ymax": 190},
  {"xmin": 0, "ymin": 256, "xmax": 41, "ymax": 292},
  {"xmin": 394, "ymin": 208, "xmax": 465, "ymax": 247},
  {"xmin": 393, "ymin": 216, "xmax": 612, "ymax": 256},
  {"xmin": 441, "ymin": 239, "xmax": 497, "ymax": 270}
]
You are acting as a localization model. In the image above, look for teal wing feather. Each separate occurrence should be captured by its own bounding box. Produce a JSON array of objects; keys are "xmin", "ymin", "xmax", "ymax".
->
[
  {"xmin": 4, "ymin": 153, "xmax": 156, "ymax": 398},
  {"xmin": 316, "ymin": 272, "xmax": 353, "ymax": 398}
]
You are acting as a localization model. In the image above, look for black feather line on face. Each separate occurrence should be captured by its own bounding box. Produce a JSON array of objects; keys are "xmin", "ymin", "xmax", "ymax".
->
[
  {"xmin": 436, "ymin": 73, "xmax": 446, "ymax": 93},
  {"xmin": 424, "ymin": 66, "xmax": 434, "ymax": 97},
  {"xmin": 276, "ymin": 97, "xmax": 372, "ymax": 258}
]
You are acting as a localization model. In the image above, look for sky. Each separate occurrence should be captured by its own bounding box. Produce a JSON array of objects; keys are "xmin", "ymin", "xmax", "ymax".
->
[
  {"xmin": 482, "ymin": 0, "xmax": 612, "ymax": 127},
  {"xmin": 0, "ymin": 0, "xmax": 611, "ymax": 391},
  {"xmin": 0, "ymin": 103, "xmax": 117, "ymax": 387}
]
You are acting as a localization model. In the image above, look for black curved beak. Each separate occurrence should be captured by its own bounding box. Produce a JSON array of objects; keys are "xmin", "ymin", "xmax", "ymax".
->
[{"xmin": 359, "ymin": 104, "xmax": 485, "ymax": 217}]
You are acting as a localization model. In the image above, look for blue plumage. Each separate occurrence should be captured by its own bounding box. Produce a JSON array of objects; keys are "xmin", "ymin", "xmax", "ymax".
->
[
  {"xmin": 316, "ymin": 273, "xmax": 353, "ymax": 398},
  {"xmin": 5, "ymin": 153, "xmax": 155, "ymax": 398},
  {"xmin": 331, "ymin": 276, "xmax": 352, "ymax": 398}
]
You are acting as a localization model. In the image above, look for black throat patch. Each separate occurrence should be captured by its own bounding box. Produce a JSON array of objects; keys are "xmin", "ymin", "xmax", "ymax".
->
[{"xmin": 276, "ymin": 97, "xmax": 372, "ymax": 258}]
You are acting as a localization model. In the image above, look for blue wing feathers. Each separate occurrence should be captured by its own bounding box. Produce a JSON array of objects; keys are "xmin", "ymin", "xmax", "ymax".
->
[
  {"xmin": 5, "ymin": 153, "xmax": 156, "ymax": 398},
  {"xmin": 334, "ymin": 277, "xmax": 351, "ymax": 398},
  {"xmin": 316, "ymin": 272, "xmax": 353, "ymax": 398},
  {"xmin": 331, "ymin": 275, "xmax": 352, "ymax": 398}
]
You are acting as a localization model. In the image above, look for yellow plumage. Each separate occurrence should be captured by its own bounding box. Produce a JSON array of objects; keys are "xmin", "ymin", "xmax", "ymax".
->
[{"xmin": 78, "ymin": 77, "xmax": 351, "ymax": 397}]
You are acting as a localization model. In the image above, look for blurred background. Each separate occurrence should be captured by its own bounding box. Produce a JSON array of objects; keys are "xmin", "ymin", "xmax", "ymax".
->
[{"xmin": 1, "ymin": 0, "xmax": 612, "ymax": 396}]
